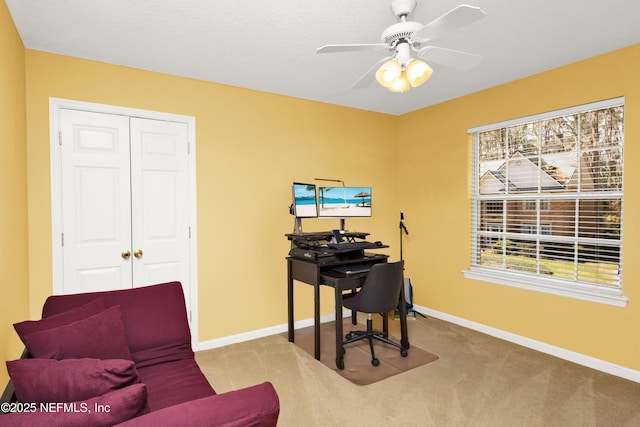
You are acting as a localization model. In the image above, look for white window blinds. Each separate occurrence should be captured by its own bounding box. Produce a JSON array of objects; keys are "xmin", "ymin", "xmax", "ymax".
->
[{"xmin": 465, "ymin": 98, "xmax": 627, "ymax": 306}]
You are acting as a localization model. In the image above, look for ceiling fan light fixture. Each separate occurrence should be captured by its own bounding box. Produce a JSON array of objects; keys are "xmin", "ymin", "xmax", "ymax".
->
[
  {"xmin": 375, "ymin": 59, "xmax": 402, "ymax": 88},
  {"xmin": 406, "ymin": 59, "xmax": 433, "ymax": 87},
  {"xmin": 316, "ymin": 3, "xmax": 487, "ymax": 93},
  {"xmin": 387, "ymin": 70, "xmax": 411, "ymax": 93}
]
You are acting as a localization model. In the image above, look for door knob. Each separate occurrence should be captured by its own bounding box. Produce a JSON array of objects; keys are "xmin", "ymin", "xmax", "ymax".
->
[
  {"xmin": 134, "ymin": 249, "xmax": 143, "ymax": 258},
  {"xmin": 121, "ymin": 250, "xmax": 131, "ymax": 260}
]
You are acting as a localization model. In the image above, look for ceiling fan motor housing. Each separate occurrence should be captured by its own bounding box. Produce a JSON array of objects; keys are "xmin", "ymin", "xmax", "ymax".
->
[{"xmin": 381, "ymin": 21, "xmax": 423, "ymax": 45}]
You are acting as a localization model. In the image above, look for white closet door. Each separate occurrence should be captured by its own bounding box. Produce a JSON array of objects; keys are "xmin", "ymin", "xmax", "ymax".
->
[
  {"xmin": 59, "ymin": 111, "xmax": 191, "ymax": 306},
  {"xmin": 60, "ymin": 109, "xmax": 133, "ymax": 293},
  {"xmin": 129, "ymin": 118, "xmax": 191, "ymax": 304}
]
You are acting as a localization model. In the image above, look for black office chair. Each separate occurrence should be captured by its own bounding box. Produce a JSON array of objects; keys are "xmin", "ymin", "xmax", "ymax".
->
[{"xmin": 342, "ymin": 261, "xmax": 408, "ymax": 366}]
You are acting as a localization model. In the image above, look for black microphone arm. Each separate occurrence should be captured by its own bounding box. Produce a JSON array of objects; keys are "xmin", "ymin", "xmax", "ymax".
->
[{"xmin": 400, "ymin": 211, "xmax": 409, "ymax": 235}]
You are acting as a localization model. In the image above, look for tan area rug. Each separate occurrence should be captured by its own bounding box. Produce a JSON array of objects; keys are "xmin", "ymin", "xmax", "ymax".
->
[{"xmin": 288, "ymin": 317, "xmax": 439, "ymax": 385}]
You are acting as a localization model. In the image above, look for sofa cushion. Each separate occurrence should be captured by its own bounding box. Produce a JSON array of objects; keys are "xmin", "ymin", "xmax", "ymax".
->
[
  {"xmin": 136, "ymin": 358, "xmax": 215, "ymax": 411},
  {"xmin": 21, "ymin": 305, "xmax": 131, "ymax": 360},
  {"xmin": 7, "ymin": 358, "xmax": 140, "ymax": 404},
  {"xmin": 13, "ymin": 298, "xmax": 105, "ymax": 346},
  {"xmin": 0, "ymin": 383, "xmax": 149, "ymax": 427},
  {"xmin": 114, "ymin": 382, "xmax": 280, "ymax": 427},
  {"xmin": 42, "ymin": 282, "xmax": 193, "ymax": 367}
]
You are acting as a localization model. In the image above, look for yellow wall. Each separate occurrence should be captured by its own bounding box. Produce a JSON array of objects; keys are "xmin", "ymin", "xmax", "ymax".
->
[
  {"xmin": 24, "ymin": 50, "xmax": 399, "ymax": 343},
  {"xmin": 398, "ymin": 43, "xmax": 640, "ymax": 370},
  {"xmin": 4, "ymin": 0, "xmax": 640, "ymax": 382},
  {"xmin": 0, "ymin": 1, "xmax": 29, "ymax": 387}
]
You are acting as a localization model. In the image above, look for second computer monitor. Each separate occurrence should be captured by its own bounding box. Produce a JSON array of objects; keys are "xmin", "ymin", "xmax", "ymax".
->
[
  {"xmin": 318, "ymin": 186, "xmax": 372, "ymax": 218},
  {"xmin": 292, "ymin": 182, "xmax": 318, "ymax": 218}
]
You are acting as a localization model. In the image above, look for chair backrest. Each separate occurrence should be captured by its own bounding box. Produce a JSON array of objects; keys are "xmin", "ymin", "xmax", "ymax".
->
[{"xmin": 347, "ymin": 261, "xmax": 404, "ymax": 314}]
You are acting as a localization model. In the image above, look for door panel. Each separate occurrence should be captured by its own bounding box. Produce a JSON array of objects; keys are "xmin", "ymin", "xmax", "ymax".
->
[
  {"xmin": 60, "ymin": 109, "xmax": 132, "ymax": 294},
  {"xmin": 76, "ymin": 267, "xmax": 123, "ymax": 293},
  {"xmin": 130, "ymin": 118, "xmax": 191, "ymax": 305}
]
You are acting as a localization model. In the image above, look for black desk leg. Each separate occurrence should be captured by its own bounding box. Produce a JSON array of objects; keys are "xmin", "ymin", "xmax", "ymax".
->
[
  {"xmin": 383, "ymin": 311, "xmax": 389, "ymax": 337},
  {"xmin": 399, "ymin": 279, "xmax": 410, "ymax": 349},
  {"xmin": 287, "ymin": 260, "xmax": 294, "ymax": 343},
  {"xmin": 314, "ymin": 273, "xmax": 321, "ymax": 360},
  {"xmin": 334, "ymin": 286, "xmax": 345, "ymax": 370}
]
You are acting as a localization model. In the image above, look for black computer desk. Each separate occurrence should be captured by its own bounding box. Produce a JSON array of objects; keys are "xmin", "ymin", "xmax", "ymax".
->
[{"xmin": 286, "ymin": 237, "xmax": 410, "ymax": 370}]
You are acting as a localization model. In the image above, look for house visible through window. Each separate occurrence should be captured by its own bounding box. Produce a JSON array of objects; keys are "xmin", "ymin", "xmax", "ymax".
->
[{"xmin": 464, "ymin": 98, "xmax": 627, "ymax": 307}]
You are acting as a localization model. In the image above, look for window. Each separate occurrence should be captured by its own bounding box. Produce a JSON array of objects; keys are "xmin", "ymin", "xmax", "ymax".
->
[
  {"xmin": 464, "ymin": 98, "xmax": 627, "ymax": 307},
  {"xmin": 524, "ymin": 200, "xmax": 549, "ymax": 211},
  {"xmin": 486, "ymin": 201, "xmax": 503, "ymax": 214}
]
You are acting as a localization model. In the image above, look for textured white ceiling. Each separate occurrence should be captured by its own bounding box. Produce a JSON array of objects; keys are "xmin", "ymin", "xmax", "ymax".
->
[{"xmin": 6, "ymin": 0, "xmax": 640, "ymax": 115}]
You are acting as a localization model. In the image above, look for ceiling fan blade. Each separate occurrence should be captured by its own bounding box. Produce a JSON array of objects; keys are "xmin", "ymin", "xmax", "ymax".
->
[
  {"xmin": 316, "ymin": 43, "xmax": 390, "ymax": 54},
  {"xmin": 351, "ymin": 56, "xmax": 393, "ymax": 89},
  {"xmin": 414, "ymin": 5, "xmax": 486, "ymax": 42},
  {"xmin": 416, "ymin": 46, "xmax": 483, "ymax": 70}
]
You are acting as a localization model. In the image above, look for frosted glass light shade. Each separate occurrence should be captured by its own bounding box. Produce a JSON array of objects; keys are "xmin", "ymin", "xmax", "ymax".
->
[
  {"xmin": 406, "ymin": 59, "xmax": 433, "ymax": 87},
  {"xmin": 387, "ymin": 71, "xmax": 410, "ymax": 93},
  {"xmin": 375, "ymin": 59, "xmax": 402, "ymax": 88}
]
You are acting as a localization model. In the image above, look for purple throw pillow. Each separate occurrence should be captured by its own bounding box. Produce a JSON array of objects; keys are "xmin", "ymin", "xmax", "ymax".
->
[
  {"xmin": 7, "ymin": 358, "xmax": 140, "ymax": 404},
  {"xmin": 13, "ymin": 298, "xmax": 106, "ymax": 346},
  {"xmin": 0, "ymin": 383, "xmax": 149, "ymax": 426},
  {"xmin": 21, "ymin": 305, "xmax": 132, "ymax": 361}
]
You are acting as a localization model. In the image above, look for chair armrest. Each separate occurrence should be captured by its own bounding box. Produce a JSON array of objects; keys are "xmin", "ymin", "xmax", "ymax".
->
[{"xmin": 115, "ymin": 382, "xmax": 280, "ymax": 427}]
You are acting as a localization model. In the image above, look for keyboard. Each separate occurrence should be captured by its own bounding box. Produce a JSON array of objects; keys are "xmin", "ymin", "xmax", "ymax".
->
[
  {"xmin": 332, "ymin": 264, "xmax": 371, "ymax": 275},
  {"xmin": 327, "ymin": 241, "xmax": 379, "ymax": 250}
]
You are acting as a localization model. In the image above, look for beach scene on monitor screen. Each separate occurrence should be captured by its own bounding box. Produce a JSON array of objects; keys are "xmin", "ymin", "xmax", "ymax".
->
[
  {"xmin": 294, "ymin": 184, "xmax": 318, "ymax": 217},
  {"xmin": 318, "ymin": 187, "xmax": 371, "ymax": 217}
]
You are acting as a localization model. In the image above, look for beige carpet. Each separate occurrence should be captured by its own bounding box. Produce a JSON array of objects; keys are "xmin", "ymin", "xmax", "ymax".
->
[
  {"xmin": 196, "ymin": 314, "xmax": 640, "ymax": 426},
  {"xmin": 288, "ymin": 316, "xmax": 438, "ymax": 385}
]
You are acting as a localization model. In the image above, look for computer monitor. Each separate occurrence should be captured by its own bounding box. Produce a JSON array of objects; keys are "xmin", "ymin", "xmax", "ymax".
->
[
  {"xmin": 318, "ymin": 186, "xmax": 372, "ymax": 218},
  {"xmin": 291, "ymin": 182, "xmax": 318, "ymax": 218}
]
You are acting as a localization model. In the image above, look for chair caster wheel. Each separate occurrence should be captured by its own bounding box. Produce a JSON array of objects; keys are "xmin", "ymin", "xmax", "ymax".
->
[
  {"xmin": 400, "ymin": 349, "xmax": 408, "ymax": 357},
  {"xmin": 372, "ymin": 358, "xmax": 380, "ymax": 367}
]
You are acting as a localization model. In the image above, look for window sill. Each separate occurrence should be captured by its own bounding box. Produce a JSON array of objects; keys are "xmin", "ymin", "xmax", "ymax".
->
[{"xmin": 462, "ymin": 266, "xmax": 629, "ymax": 307}]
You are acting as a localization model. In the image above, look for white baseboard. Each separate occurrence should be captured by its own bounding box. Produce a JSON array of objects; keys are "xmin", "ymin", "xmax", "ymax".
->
[
  {"xmin": 413, "ymin": 304, "xmax": 640, "ymax": 384},
  {"xmin": 194, "ymin": 306, "xmax": 640, "ymax": 384},
  {"xmin": 194, "ymin": 312, "xmax": 339, "ymax": 352}
]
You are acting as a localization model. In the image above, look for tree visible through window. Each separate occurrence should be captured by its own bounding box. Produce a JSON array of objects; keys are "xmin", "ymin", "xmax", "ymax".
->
[{"xmin": 466, "ymin": 99, "xmax": 626, "ymax": 305}]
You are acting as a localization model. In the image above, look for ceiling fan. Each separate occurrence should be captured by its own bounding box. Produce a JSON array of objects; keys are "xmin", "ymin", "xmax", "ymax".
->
[{"xmin": 316, "ymin": 0, "xmax": 487, "ymax": 92}]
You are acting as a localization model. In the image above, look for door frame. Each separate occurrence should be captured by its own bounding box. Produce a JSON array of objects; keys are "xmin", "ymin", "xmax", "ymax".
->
[{"xmin": 49, "ymin": 98, "xmax": 199, "ymax": 345}]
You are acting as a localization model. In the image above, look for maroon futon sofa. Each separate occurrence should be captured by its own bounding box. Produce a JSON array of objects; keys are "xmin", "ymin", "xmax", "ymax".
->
[{"xmin": 0, "ymin": 282, "xmax": 279, "ymax": 426}]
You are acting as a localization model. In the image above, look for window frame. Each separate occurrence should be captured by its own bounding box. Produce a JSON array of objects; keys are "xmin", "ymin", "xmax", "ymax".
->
[{"xmin": 463, "ymin": 97, "xmax": 628, "ymax": 307}]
